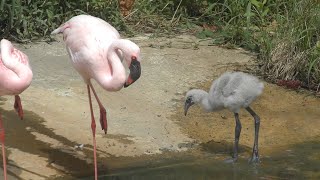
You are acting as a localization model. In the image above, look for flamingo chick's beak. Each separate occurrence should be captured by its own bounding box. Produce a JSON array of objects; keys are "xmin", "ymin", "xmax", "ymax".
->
[
  {"xmin": 124, "ymin": 56, "xmax": 141, "ymax": 88},
  {"xmin": 184, "ymin": 97, "xmax": 194, "ymax": 116}
]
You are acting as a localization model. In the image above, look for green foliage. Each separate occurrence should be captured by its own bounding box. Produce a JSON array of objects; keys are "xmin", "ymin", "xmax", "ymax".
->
[
  {"xmin": 133, "ymin": 0, "xmax": 319, "ymax": 88},
  {"xmin": 0, "ymin": 0, "xmax": 124, "ymax": 42},
  {"xmin": 263, "ymin": 0, "xmax": 320, "ymax": 87}
]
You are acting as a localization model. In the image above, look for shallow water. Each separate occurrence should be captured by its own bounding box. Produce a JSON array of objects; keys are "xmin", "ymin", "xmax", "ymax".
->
[{"xmin": 76, "ymin": 139, "xmax": 319, "ymax": 180}]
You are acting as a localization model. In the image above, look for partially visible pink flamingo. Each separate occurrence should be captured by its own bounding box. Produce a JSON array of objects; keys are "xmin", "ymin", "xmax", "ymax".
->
[
  {"xmin": 0, "ymin": 39, "xmax": 33, "ymax": 180},
  {"xmin": 51, "ymin": 15, "xmax": 141, "ymax": 179}
]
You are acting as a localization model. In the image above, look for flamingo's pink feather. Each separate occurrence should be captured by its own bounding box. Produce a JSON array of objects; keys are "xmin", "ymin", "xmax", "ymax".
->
[{"xmin": 51, "ymin": 15, "xmax": 128, "ymax": 90}]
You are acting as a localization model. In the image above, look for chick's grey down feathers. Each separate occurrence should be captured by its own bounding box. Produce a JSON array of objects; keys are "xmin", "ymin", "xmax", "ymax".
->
[
  {"xmin": 185, "ymin": 72, "xmax": 264, "ymax": 113},
  {"xmin": 184, "ymin": 72, "xmax": 263, "ymax": 163}
]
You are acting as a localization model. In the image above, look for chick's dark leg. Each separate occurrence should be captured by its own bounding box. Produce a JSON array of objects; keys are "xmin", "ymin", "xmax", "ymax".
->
[
  {"xmin": 233, "ymin": 113, "xmax": 242, "ymax": 162},
  {"xmin": 246, "ymin": 106, "xmax": 260, "ymax": 163}
]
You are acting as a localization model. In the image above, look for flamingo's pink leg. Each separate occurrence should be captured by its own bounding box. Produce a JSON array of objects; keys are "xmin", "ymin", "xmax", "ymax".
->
[
  {"xmin": 0, "ymin": 114, "xmax": 7, "ymax": 180},
  {"xmin": 89, "ymin": 83, "xmax": 107, "ymax": 134},
  {"xmin": 87, "ymin": 85, "xmax": 98, "ymax": 180},
  {"xmin": 14, "ymin": 95, "xmax": 23, "ymax": 120}
]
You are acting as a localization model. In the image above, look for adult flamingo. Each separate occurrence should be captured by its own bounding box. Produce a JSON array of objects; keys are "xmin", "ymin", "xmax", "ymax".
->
[
  {"xmin": 0, "ymin": 39, "xmax": 33, "ymax": 180},
  {"xmin": 51, "ymin": 15, "xmax": 141, "ymax": 179}
]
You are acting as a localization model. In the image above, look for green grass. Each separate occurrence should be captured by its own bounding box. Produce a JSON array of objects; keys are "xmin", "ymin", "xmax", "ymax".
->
[
  {"xmin": 133, "ymin": 0, "xmax": 320, "ymax": 89},
  {"xmin": 0, "ymin": 0, "xmax": 124, "ymax": 42},
  {"xmin": 0, "ymin": 0, "xmax": 320, "ymax": 90}
]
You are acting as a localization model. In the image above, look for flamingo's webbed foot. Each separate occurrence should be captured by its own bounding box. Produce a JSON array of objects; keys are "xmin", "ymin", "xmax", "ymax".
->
[
  {"xmin": 99, "ymin": 107, "xmax": 107, "ymax": 134},
  {"xmin": 14, "ymin": 95, "xmax": 23, "ymax": 120}
]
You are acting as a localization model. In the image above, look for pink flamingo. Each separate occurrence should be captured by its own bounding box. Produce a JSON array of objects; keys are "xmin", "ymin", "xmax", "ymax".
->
[
  {"xmin": 51, "ymin": 15, "xmax": 141, "ymax": 179},
  {"xmin": 0, "ymin": 39, "xmax": 33, "ymax": 180}
]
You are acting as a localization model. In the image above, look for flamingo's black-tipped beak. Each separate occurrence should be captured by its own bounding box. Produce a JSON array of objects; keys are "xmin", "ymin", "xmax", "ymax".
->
[
  {"xmin": 124, "ymin": 56, "xmax": 141, "ymax": 88},
  {"xmin": 184, "ymin": 97, "xmax": 194, "ymax": 116}
]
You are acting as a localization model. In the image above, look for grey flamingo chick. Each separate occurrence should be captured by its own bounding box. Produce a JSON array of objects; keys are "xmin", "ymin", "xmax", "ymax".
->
[{"xmin": 184, "ymin": 72, "xmax": 264, "ymax": 163}]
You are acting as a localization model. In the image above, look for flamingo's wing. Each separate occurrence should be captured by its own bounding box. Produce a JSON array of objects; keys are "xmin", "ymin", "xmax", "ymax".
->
[
  {"xmin": 52, "ymin": 15, "xmax": 120, "ymax": 63},
  {"xmin": 222, "ymin": 75, "xmax": 242, "ymax": 97}
]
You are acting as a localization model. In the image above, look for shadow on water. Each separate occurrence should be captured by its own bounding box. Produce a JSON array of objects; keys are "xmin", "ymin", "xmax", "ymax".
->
[{"xmin": 200, "ymin": 140, "xmax": 251, "ymax": 155}]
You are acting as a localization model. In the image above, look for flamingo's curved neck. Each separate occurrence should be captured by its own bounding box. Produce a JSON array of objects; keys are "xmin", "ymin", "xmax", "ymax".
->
[
  {"xmin": 108, "ymin": 39, "xmax": 130, "ymax": 62},
  {"xmin": 94, "ymin": 40, "xmax": 127, "ymax": 91},
  {"xmin": 1, "ymin": 43, "xmax": 32, "ymax": 82},
  {"xmin": 0, "ymin": 41, "xmax": 33, "ymax": 94}
]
